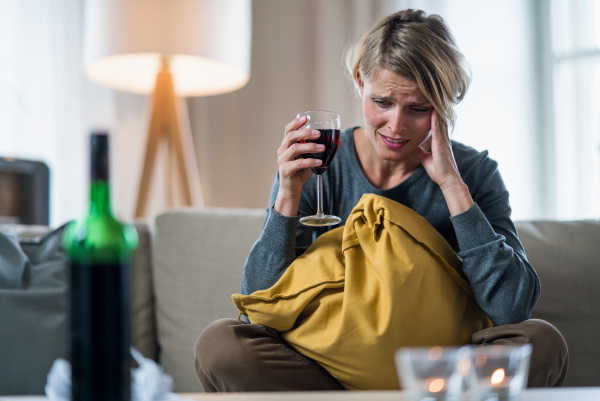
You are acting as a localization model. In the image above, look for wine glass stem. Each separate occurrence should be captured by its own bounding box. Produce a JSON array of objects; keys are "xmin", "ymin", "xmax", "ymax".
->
[{"xmin": 316, "ymin": 174, "xmax": 324, "ymax": 217}]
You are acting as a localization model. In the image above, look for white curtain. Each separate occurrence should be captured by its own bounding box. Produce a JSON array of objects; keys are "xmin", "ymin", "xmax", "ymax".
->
[
  {"xmin": 0, "ymin": 0, "xmax": 154, "ymax": 227},
  {"xmin": 444, "ymin": 0, "xmax": 541, "ymax": 220},
  {"xmin": 1, "ymin": 0, "xmax": 559, "ymax": 225},
  {"xmin": 0, "ymin": 0, "xmax": 89, "ymax": 227},
  {"xmin": 546, "ymin": 0, "xmax": 600, "ymax": 220}
]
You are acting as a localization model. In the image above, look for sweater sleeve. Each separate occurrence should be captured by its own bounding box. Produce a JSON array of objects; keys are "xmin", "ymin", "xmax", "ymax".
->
[
  {"xmin": 451, "ymin": 157, "xmax": 540, "ymax": 326},
  {"xmin": 240, "ymin": 173, "xmax": 315, "ymax": 295}
]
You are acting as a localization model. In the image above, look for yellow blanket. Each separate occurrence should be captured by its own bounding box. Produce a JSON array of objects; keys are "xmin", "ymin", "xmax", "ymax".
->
[{"xmin": 232, "ymin": 194, "xmax": 493, "ymax": 390}]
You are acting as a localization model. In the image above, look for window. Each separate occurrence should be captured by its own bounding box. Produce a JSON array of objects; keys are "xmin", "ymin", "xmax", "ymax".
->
[{"xmin": 546, "ymin": 0, "xmax": 600, "ymax": 219}]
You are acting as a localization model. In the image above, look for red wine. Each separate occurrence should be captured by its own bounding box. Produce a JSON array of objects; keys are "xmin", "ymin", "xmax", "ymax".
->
[
  {"xmin": 300, "ymin": 128, "xmax": 340, "ymax": 175},
  {"xmin": 70, "ymin": 261, "xmax": 131, "ymax": 401}
]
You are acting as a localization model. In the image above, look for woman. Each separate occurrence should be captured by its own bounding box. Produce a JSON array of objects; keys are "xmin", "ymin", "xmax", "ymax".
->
[{"xmin": 195, "ymin": 9, "xmax": 568, "ymax": 391}]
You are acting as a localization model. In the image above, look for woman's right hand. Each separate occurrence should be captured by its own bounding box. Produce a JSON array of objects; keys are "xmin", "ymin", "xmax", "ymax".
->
[{"xmin": 274, "ymin": 116, "xmax": 324, "ymax": 217}]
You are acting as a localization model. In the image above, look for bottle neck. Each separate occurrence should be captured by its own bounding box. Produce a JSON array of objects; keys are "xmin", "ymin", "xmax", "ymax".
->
[
  {"xmin": 89, "ymin": 132, "xmax": 112, "ymax": 216},
  {"xmin": 90, "ymin": 179, "xmax": 112, "ymax": 215}
]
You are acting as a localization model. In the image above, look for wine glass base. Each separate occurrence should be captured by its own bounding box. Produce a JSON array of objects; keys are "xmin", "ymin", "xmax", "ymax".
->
[{"xmin": 299, "ymin": 214, "xmax": 341, "ymax": 227}]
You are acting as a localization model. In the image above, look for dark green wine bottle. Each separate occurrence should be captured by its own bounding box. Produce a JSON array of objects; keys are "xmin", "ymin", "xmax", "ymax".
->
[{"xmin": 63, "ymin": 132, "xmax": 138, "ymax": 401}]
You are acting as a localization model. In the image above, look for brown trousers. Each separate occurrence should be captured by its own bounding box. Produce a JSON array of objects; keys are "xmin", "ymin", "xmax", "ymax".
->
[{"xmin": 194, "ymin": 318, "xmax": 568, "ymax": 392}]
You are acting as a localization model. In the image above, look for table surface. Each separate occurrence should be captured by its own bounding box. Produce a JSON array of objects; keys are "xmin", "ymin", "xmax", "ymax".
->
[{"xmin": 2, "ymin": 387, "xmax": 600, "ymax": 401}]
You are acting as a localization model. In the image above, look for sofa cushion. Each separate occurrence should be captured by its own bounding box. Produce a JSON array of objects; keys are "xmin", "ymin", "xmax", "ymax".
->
[
  {"xmin": 516, "ymin": 219, "xmax": 600, "ymax": 387},
  {"xmin": 153, "ymin": 207, "xmax": 265, "ymax": 392},
  {"xmin": 0, "ymin": 221, "xmax": 155, "ymax": 395},
  {"xmin": 0, "ymin": 224, "xmax": 68, "ymax": 395}
]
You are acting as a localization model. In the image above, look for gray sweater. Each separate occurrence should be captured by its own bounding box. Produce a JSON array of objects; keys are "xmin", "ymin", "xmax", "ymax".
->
[{"xmin": 241, "ymin": 127, "xmax": 540, "ymax": 326}]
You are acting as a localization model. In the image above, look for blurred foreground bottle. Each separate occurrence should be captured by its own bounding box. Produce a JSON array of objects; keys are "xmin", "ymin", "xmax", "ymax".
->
[{"xmin": 63, "ymin": 132, "xmax": 138, "ymax": 401}]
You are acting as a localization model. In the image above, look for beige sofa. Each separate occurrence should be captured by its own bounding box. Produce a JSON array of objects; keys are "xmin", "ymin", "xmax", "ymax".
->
[
  {"xmin": 138, "ymin": 209, "xmax": 600, "ymax": 392},
  {"xmin": 2, "ymin": 208, "xmax": 600, "ymax": 394}
]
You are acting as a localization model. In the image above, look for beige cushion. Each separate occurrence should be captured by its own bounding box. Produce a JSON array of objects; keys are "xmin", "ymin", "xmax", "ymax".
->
[{"xmin": 153, "ymin": 207, "xmax": 265, "ymax": 392}]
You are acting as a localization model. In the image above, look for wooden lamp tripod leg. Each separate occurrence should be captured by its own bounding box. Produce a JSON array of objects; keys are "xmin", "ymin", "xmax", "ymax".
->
[{"xmin": 134, "ymin": 59, "xmax": 203, "ymax": 218}]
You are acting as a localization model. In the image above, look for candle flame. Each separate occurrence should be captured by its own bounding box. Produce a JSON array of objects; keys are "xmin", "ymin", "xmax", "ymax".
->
[
  {"xmin": 491, "ymin": 368, "xmax": 506, "ymax": 386},
  {"xmin": 428, "ymin": 346, "xmax": 443, "ymax": 361},
  {"xmin": 457, "ymin": 357, "xmax": 472, "ymax": 376},
  {"xmin": 429, "ymin": 378, "xmax": 445, "ymax": 393},
  {"xmin": 475, "ymin": 354, "xmax": 487, "ymax": 367}
]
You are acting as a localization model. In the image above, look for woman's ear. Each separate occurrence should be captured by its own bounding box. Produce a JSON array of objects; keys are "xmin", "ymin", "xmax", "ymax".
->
[{"xmin": 356, "ymin": 71, "xmax": 364, "ymax": 98}]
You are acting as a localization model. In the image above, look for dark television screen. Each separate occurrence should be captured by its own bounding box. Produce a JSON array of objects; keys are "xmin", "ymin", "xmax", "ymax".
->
[{"xmin": 0, "ymin": 158, "xmax": 49, "ymax": 225}]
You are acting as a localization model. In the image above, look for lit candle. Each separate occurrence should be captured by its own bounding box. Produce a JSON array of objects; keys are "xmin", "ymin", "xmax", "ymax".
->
[
  {"xmin": 429, "ymin": 378, "xmax": 445, "ymax": 393},
  {"xmin": 491, "ymin": 368, "xmax": 506, "ymax": 386},
  {"xmin": 427, "ymin": 346, "xmax": 443, "ymax": 361}
]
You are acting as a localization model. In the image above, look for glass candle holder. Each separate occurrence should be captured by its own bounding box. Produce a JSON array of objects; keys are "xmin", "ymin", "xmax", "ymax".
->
[
  {"xmin": 470, "ymin": 344, "xmax": 532, "ymax": 401},
  {"xmin": 395, "ymin": 346, "xmax": 472, "ymax": 401}
]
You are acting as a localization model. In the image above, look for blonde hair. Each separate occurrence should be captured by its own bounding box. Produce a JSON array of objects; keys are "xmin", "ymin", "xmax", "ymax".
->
[{"xmin": 346, "ymin": 9, "xmax": 470, "ymax": 128}]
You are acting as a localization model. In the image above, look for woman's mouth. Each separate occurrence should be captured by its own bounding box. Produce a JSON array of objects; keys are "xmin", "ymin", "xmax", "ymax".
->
[{"xmin": 380, "ymin": 134, "xmax": 409, "ymax": 149}]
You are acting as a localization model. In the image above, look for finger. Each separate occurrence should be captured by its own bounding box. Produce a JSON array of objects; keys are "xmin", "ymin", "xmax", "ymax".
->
[
  {"xmin": 433, "ymin": 109, "xmax": 450, "ymax": 142},
  {"xmin": 284, "ymin": 115, "xmax": 308, "ymax": 138},
  {"xmin": 281, "ymin": 129, "xmax": 321, "ymax": 153},
  {"xmin": 430, "ymin": 110, "xmax": 452, "ymax": 152},
  {"xmin": 278, "ymin": 137, "xmax": 325, "ymax": 163},
  {"xmin": 428, "ymin": 109, "xmax": 439, "ymax": 148},
  {"xmin": 280, "ymin": 129, "xmax": 318, "ymax": 149},
  {"xmin": 278, "ymin": 126, "xmax": 314, "ymax": 154},
  {"xmin": 431, "ymin": 109, "xmax": 440, "ymax": 135},
  {"xmin": 278, "ymin": 155, "xmax": 323, "ymax": 177},
  {"xmin": 287, "ymin": 142, "xmax": 325, "ymax": 161}
]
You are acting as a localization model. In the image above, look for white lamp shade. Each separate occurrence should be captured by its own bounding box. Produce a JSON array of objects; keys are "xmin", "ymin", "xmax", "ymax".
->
[{"xmin": 83, "ymin": 0, "xmax": 252, "ymax": 96}]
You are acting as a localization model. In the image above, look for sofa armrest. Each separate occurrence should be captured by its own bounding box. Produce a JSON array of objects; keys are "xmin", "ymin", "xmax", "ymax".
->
[
  {"xmin": 132, "ymin": 220, "xmax": 157, "ymax": 361},
  {"xmin": 516, "ymin": 219, "xmax": 600, "ymax": 386}
]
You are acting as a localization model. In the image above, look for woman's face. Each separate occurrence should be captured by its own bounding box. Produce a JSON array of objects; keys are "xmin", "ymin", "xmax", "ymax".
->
[{"xmin": 358, "ymin": 69, "xmax": 433, "ymax": 164}]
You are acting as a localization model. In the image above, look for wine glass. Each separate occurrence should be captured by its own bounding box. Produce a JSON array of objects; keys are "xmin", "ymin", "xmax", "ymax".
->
[{"xmin": 297, "ymin": 110, "xmax": 342, "ymax": 227}]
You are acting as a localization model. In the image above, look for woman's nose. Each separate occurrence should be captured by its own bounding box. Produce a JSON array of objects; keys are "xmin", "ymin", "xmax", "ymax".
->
[{"xmin": 387, "ymin": 111, "xmax": 405, "ymax": 134}]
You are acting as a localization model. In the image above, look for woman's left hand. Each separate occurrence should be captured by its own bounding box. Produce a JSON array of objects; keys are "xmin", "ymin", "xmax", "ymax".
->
[
  {"xmin": 412, "ymin": 109, "xmax": 474, "ymax": 216},
  {"xmin": 412, "ymin": 109, "xmax": 460, "ymax": 190}
]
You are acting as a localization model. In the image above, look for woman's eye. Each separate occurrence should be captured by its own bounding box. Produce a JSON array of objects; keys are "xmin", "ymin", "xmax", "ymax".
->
[
  {"xmin": 411, "ymin": 107, "xmax": 430, "ymax": 113},
  {"xmin": 374, "ymin": 99, "xmax": 390, "ymax": 107}
]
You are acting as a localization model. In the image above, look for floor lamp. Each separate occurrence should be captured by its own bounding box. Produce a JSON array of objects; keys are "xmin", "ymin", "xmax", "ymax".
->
[{"xmin": 82, "ymin": 0, "xmax": 252, "ymax": 217}]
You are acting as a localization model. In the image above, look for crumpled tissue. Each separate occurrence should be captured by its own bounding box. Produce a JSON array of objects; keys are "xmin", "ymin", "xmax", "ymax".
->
[{"xmin": 45, "ymin": 348, "xmax": 181, "ymax": 401}]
